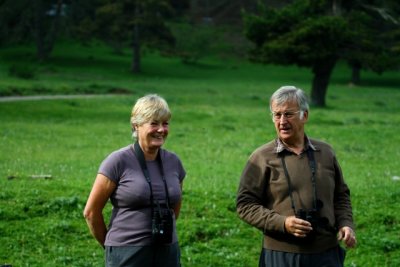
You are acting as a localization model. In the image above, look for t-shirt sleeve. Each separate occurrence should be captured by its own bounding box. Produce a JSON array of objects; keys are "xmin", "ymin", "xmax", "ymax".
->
[
  {"xmin": 98, "ymin": 151, "xmax": 123, "ymax": 183},
  {"xmin": 177, "ymin": 157, "xmax": 186, "ymax": 183},
  {"xmin": 164, "ymin": 149, "xmax": 186, "ymax": 183}
]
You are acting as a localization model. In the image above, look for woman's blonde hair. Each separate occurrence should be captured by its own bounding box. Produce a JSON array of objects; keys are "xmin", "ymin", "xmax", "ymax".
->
[{"xmin": 130, "ymin": 94, "xmax": 171, "ymax": 138}]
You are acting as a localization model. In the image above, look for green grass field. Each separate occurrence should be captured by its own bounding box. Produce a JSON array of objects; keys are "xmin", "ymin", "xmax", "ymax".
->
[{"xmin": 1, "ymin": 43, "xmax": 400, "ymax": 266}]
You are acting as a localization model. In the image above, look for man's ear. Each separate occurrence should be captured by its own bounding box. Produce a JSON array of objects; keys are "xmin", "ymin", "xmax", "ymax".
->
[{"xmin": 301, "ymin": 110, "xmax": 309, "ymax": 121}]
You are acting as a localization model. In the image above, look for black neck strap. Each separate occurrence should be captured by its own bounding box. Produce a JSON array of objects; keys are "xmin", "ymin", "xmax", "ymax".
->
[
  {"xmin": 280, "ymin": 149, "xmax": 318, "ymax": 213},
  {"xmin": 133, "ymin": 142, "xmax": 170, "ymax": 209}
]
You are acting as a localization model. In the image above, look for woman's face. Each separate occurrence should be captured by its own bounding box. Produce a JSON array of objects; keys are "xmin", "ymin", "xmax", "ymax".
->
[{"xmin": 136, "ymin": 119, "xmax": 169, "ymax": 152}]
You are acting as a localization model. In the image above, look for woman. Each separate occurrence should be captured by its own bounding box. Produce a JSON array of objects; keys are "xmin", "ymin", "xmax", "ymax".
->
[{"xmin": 84, "ymin": 94, "xmax": 186, "ymax": 267}]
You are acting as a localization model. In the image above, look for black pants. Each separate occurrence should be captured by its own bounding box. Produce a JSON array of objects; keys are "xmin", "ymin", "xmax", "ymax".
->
[
  {"xmin": 105, "ymin": 243, "xmax": 180, "ymax": 267},
  {"xmin": 259, "ymin": 246, "xmax": 346, "ymax": 267}
]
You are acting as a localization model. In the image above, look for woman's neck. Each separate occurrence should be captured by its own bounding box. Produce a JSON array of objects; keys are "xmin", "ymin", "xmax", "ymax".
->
[{"xmin": 142, "ymin": 147, "xmax": 158, "ymax": 161}]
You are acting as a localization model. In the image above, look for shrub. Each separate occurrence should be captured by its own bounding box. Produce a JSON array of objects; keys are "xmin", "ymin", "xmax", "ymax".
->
[{"xmin": 8, "ymin": 64, "xmax": 36, "ymax": 79}]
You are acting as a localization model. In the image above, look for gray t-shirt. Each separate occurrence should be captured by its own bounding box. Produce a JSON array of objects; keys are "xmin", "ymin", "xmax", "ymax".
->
[{"xmin": 98, "ymin": 145, "xmax": 186, "ymax": 246}]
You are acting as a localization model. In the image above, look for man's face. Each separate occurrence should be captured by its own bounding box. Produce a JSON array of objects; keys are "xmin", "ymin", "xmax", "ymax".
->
[{"xmin": 271, "ymin": 100, "xmax": 308, "ymax": 145}]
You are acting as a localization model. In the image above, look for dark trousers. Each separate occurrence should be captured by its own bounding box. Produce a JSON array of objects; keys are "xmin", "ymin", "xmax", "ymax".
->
[
  {"xmin": 105, "ymin": 243, "xmax": 180, "ymax": 267},
  {"xmin": 259, "ymin": 246, "xmax": 346, "ymax": 267}
]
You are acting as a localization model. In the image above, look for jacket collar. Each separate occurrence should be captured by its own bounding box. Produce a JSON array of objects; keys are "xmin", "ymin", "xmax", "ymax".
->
[{"xmin": 275, "ymin": 135, "xmax": 317, "ymax": 154}]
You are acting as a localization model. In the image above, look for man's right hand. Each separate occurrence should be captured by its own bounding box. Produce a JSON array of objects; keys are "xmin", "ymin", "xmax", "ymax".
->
[{"xmin": 284, "ymin": 216, "xmax": 313, "ymax": 238}]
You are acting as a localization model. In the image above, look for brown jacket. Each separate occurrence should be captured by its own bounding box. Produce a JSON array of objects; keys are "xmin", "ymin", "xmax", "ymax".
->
[{"xmin": 236, "ymin": 137, "xmax": 354, "ymax": 253}]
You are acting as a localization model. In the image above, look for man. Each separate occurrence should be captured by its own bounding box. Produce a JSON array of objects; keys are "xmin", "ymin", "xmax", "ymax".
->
[{"xmin": 236, "ymin": 86, "xmax": 356, "ymax": 267}]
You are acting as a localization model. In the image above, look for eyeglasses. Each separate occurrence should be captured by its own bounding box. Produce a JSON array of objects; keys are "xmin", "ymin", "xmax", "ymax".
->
[{"xmin": 271, "ymin": 110, "xmax": 301, "ymax": 121}]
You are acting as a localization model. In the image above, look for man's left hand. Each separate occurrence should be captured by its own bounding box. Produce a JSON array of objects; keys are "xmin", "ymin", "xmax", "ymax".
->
[{"xmin": 337, "ymin": 226, "xmax": 356, "ymax": 248}]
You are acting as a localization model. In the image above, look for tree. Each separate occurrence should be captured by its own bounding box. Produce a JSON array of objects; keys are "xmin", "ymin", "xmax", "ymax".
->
[
  {"xmin": 80, "ymin": 0, "xmax": 175, "ymax": 73},
  {"xmin": 0, "ymin": 0, "xmax": 67, "ymax": 61},
  {"xmin": 0, "ymin": 0, "xmax": 31, "ymax": 44},
  {"xmin": 34, "ymin": 0, "xmax": 66, "ymax": 60},
  {"xmin": 1, "ymin": 0, "xmax": 176, "ymax": 68},
  {"xmin": 243, "ymin": 0, "xmax": 400, "ymax": 107},
  {"xmin": 130, "ymin": 0, "xmax": 176, "ymax": 72},
  {"xmin": 343, "ymin": 1, "xmax": 400, "ymax": 84}
]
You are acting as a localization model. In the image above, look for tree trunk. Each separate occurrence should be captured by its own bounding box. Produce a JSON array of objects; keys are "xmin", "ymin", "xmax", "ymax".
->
[
  {"xmin": 131, "ymin": 6, "xmax": 141, "ymax": 73},
  {"xmin": 34, "ymin": 0, "xmax": 46, "ymax": 61},
  {"xmin": 332, "ymin": 0, "xmax": 341, "ymax": 16},
  {"xmin": 45, "ymin": 0, "xmax": 63, "ymax": 56},
  {"xmin": 34, "ymin": 0, "xmax": 63, "ymax": 61},
  {"xmin": 351, "ymin": 62, "xmax": 361, "ymax": 85},
  {"xmin": 310, "ymin": 58, "xmax": 337, "ymax": 107}
]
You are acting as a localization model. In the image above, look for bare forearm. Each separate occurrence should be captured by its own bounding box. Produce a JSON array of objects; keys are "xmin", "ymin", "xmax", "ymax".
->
[
  {"xmin": 83, "ymin": 174, "xmax": 116, "ymax": 248},
  {"xmin": 174, "ymin": 183, "xmax": 183, "ymax": 220},
  {"xmin": 85, "ymin": 214, "xmax": 107, "ymax": 247}
]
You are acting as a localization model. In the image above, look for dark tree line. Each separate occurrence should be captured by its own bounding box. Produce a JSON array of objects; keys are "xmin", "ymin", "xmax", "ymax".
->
[
  {"xmin": 243, "ymin": 0, "xmax": 400, "ymax": 106},
  {"xmin": 0, "ymin": 0, "xmax": 186, "ymax": 72},
  {"xmin": 1, "ymin": 0, "xmax": 399, "ymax": 106}
]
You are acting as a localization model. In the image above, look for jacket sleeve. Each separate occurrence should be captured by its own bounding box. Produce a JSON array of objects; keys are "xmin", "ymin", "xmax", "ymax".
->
[
  {"xmin": 236, "ymin": 152, "xmax": 286, "ymax": 234},
  {"xmin": 333, "ymin": 155, "xmax": 355, "ymax": 230}
]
